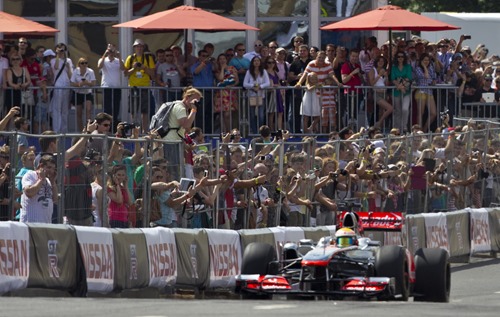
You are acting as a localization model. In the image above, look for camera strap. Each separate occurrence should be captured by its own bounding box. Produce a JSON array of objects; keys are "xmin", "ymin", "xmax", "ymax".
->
[{"xmin": 53, "ymin": 60, "xmax": 66, "ymax": 84}]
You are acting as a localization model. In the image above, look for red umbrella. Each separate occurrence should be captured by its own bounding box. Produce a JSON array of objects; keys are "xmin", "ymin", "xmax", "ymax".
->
[
  {"xmin": 320, "ymin": 5, "xmax": 460, "ymax": 32},
  {"xmin": 0, "ymin": 11, "xmax": 59, "ymax": 34},
  {"xmin": 113, "ymin": 5, "xmax": 259, "ymax": 31}
]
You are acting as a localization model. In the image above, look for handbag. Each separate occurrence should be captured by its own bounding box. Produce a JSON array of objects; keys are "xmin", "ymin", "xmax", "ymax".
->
[
  {"xmin": 22, "ymin": 90, "xmax": 35, "ymax": 106},
  {"xmin": 21, "ymin": 68, "xmax": 35, "ymax": 106},
  {"xmin": 248, "ymin": 95, "xmax": 263, "ymax": 106}
]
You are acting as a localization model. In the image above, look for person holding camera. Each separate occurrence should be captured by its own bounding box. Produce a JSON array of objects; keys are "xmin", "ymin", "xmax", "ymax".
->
[
  {"xmin": 20, "ymin": 154, "xmax": 58, "ymax": 223},
  {"xmin": 70, "ymin": 57, "xmax": 96, "ymax": 132},
  {"xmin": 49, "ymin": 43, "xmax": 73, "ymax": 133},
  {"xmin": 124, "ymin": 39, "xmax": 156, "ymax": 132},
  {"xmin": 190, "ymin": 49, "xmax": 215, "ymax": 134},
  {"xmin": 98, "ymin": 43, "xmax": 124, "ymax": 132}
]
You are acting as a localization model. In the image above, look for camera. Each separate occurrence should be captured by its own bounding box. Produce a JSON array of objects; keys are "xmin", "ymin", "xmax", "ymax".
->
[
  {"xmin": 270, "ymin": 129, "xmax": 283, "ymax": 139},
  {"xmin": 479, "ymin": 168, "xmax": 489, "ymax": 180},
  {"xmin": 230, "ymin": 134, "xmax": 235, "ymax": 140},
  {"xmin": 440, "ymin": 109, "xmax": 449, "ymax": 120},
  {"xmin": 463, "ymin": 35, "xmax": 471, "ymax": 40},
  {"xmin": 135, "ymin": 62, "xmax": 142, "ymax": 68},
  {"xmin": 187, "ymin": 131, "xmax": 197, "ymax": 139},
  {"xmin": 204, "ymin": 170, "xmax": 209, "ymax": 177},
  {"xmin": 120, "ymin": 122, "xmax": 139, "ymax": 137}
]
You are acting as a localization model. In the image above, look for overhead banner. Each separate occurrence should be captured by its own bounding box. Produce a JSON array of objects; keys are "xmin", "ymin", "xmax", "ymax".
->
[
  {"xmin": 206, "ymin": 229, "xmax": 241, "ymax": 288},
  {"xmin": 0, "ymin": 222, "xmax": 29, "ymax": 294},
  {"xmin": 423, "ymin": 213, "xmax": 449, "ymax": 252},
  {"xmin": 141, "ymin": 227, "xmax": 177, "ymax": 288},
  {"xmin": 74, "ymin": 226, "xmax": 114, "ymax": 293},
  {"xmin": 470, "ymin": 208, "xmax": 491, "ymax": 254}
]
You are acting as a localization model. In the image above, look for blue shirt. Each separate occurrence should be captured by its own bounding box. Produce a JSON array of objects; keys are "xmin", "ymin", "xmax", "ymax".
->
[{"xmin": 190, "ymin": 61, "xmax": 214, "ymax": 87}]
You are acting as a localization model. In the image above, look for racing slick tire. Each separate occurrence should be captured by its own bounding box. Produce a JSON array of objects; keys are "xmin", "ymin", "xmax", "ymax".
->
[
  {"xmin": 375, "ymin": 245, "xmax": 409, "ymax": 301},
  {"xmin": 241, "ymin": 242, "xmax": 277, "ymax": 275},
  {"xmin": 414, "ymin": 248, "xmax": 450, "ymax": 302},
  {"xmin": 240, "ymin": 243, "xmax": 277, "ymax": 300}
]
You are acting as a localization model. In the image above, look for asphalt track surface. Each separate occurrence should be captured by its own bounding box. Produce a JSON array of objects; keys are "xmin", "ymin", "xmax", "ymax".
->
[{"xmin": 1, "ymin": 256, "xmax": 499, "ymax": 317}]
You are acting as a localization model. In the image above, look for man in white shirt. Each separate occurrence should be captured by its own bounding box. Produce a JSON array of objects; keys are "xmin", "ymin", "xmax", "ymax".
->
[
  {"xmin": 243, "ymin": 40, "xmax": 264, "ymax": 62},
  {"xmin": 20, "ymin": 155, "xmax": 58, "ymax": 223},
  {"xmin": 97, "ymin": 43, "xmax": 124, "ymax": 132},
  {"xmin": 0, "ymin": 43, "xmax": 9, "ymax": 117}
]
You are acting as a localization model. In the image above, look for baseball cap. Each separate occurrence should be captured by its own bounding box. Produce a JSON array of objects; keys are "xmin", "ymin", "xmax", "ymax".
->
[
  {"xmin": 276, "ymin": 47, "xmax": 286, "ymax": 54},
  {"xmin": 133, "ymin": 39, "xmax": 145, "ymax": 47},
  {"xmin": 43, "ymin": 49, "xmax": 56, "ymax": 57}
]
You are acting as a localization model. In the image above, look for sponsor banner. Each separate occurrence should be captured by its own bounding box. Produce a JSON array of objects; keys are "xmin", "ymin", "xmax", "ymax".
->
[
  {"xmin": 470, "ymin": 208, "xmax": 491, "ymax": 254},
  {"xmin": 405, "ymin": 215, "xmax": 426, "ymax": 256},
  {"xmin": 446, "ymin": 210, "xmax": 470, "ymax": 258},
  {"xmin": 141, "ymin": 227, "xmax": 177, "ymax": 288},
  {"xmin": 74, "ymin": 227, "xmax": 114, "ymax": 293},
  {"xmin": 26, "ymin": 224, "xmax": 82, "ymax": 292},
  {"xmin": 488, "ymin": 208, "xmax": 500, "ymax": 252},
  {"xmin": 422, "ymin": 213, "xmax": 449, "ymax": 252},
  {"xmin": 206, "ymin": 229, "xmax": 241, "ymax": 288},
  {"xmin": 172, "ymin": 228, "xmax": 210, "ymax": 289},
  {"xmin": 0, "ymin": 222, "xmax": 29, "ymax": 294},
  {"xmin": 111, "ymin": 228, "xmax": 150, "ymax": 290}
]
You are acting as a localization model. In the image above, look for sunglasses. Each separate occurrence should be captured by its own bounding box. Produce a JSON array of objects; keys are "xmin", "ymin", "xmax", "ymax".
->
[
  {"xmin": 80, "ymin": 62, "xmax": 88, "ymax": 65},
  {"xmin": 200, "ymin": 55, "xmax": 208, "ymax": 58},
  {"xmin": 226, "ymin": 54, "xmax": 234, "ymax": 57},
  {"xmin": 397, "ymin": 55, "xmax": 405, "ymax": 58},
  {"xmin": 165, "ymin": 55, "xmax": 173, "ymax": 57},
  {"xmin": 101, "ymin": 123, "xmax": 110, "ymax": 127},
  {"xmin": 255, "ymin": 44, "xmax": 263, "ymax": 47},
  {"xmin": 267, "ymin": 61, "xmax": 276, "ymax": 64},
  {"xmin": 269, "ymin": 46, "xmax": 278, "ymax": 49},
  {"xmin": 19, "ymin": 41, "xmax": 28, "ymax": 44},
  {"xmin": 294, "ymin": 40, "xmax": 303, "ymax": 43},
  {"xmin": 11, "ymin": 58, "xmax": 21, "ymax": 61}
]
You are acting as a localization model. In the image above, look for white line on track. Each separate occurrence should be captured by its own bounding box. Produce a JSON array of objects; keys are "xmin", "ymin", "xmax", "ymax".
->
[{"xmin": 253, "ymin": 304, "xmax": 297, "ymax": 310}]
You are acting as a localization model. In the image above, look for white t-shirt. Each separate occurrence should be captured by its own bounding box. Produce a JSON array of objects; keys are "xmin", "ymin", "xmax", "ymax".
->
[
  {"xmin": 99, "ymin": 56, "xmax": 123, "ymax": 87},
  {"xmin": 50, "ymin": 57, "xmax": 74, "ymax": 87},
  {"xmin": 163, "ymin": 101, "xmax": 187, "ymax": 141},
  {"xmin": 20, "ymin": 170, "xmax": 53, "ymax": 224},
  {"xmin": 91, "ymin": 182, "xmax": 102, "ymax": 227},
  {"xmin": 71, "ymin": 67, "xmax": 96, "ymax": 94}
]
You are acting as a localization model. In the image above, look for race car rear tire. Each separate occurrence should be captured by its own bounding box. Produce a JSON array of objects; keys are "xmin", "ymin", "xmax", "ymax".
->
[
  {"xmin": 241, "ymin": 242, "xmax": 277, "ymax": 275},
  {"xmin": 375, "ymin": 245, "xmax": 409, "ymax": 301},
  {"xmin": 414, "ymin": 248, "xmax": 450, "ymax": 302}
]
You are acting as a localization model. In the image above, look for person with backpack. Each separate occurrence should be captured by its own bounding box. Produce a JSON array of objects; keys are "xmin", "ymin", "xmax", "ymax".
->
[{"xmin": 151, "ymin": 87, "xmax": 202, "ymax": 179}]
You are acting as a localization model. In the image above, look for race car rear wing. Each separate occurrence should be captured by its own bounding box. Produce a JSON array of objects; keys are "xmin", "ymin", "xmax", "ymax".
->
[{"xmin": 339, "ymin": 211, "xmax": 404, "ymax": 231}]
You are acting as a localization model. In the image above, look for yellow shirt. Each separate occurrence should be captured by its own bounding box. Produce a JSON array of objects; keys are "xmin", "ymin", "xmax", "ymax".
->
[{"xmin": 124, "ymin": 54, "xmax": 155, "ymax": 87}]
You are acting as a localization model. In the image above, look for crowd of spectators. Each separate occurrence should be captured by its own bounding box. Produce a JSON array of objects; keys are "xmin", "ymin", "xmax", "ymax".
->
[{"xmin": 0, "ymin": 33, "xmax": 499, "ymax": 229}]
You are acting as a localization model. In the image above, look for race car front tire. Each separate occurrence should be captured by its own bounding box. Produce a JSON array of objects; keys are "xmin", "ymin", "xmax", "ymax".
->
[
  {"xmin": 241, "ymin": 242, "xmax": 277, "ymax": 275},
  {"xmin": 375, "ymin": 245, "xmax": 410, "ymax": 301},
  {"xmin": 414, "ymin": 248, "xmax": 450, "ymax": 302}
]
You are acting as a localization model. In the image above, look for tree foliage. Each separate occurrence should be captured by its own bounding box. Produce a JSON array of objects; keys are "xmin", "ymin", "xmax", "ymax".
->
[{"xmin": 388, "ymin": 0, "xmax": 496, "ymax": 13}]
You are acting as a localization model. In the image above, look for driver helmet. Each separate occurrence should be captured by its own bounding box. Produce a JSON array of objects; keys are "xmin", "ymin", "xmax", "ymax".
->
[{"xmin": 335, "ymin": 227, "xmax": 357, "ymax": 247}]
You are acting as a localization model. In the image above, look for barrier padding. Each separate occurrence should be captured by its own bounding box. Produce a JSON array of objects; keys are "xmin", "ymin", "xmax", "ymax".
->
[
  {"xmin": 206, "ymin": 229, "xmax": 242, "ymax": 289},
  {"xmin": 111, "ymin": 228, "xmax": 149, "ymax": 291},
  {"xmin": 74, "ymin": 226, "xmax": 115, "ymax": 293},
  {"xmin": 140, "ymin": 227, "xmax": 177, "ymax": 289},
  {"xmin": 26, "ymin": 223, "xmax": 86, "ymax": 296},
  {"xmin": 469, "ymin": 208, "xmax": 493, "ymax": 255},
  {"xmin": 488, "ymin": 209, "xmax": 500, "ymax": 252},
  {"xmin": 302, "ymin": 226, "xmax": 336, "ymax": 241},
  {"xmin": 172, "ymin": 228, "xmax": 210, "ymax": 289},
  {"xmin": 0, "ymin": 222, "xmax": 30, "ymax": 295},
  {"xmin": 446, "ymin": 210, "xmax": 470, "ymax": 258}
]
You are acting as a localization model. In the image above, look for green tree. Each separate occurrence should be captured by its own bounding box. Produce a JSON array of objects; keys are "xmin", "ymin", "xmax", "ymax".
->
[{"xmin": 388, "ymin": 0, "xmax": 496, "ymax": 13}]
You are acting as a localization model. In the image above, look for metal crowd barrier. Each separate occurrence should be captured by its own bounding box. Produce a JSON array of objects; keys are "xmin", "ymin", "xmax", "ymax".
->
[{"xmin": 5, "ymin": 84, "xmax": 464, "ymax": 137}]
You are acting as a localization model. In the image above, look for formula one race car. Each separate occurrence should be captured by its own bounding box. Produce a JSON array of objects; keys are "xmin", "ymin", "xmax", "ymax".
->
[{"xmin": 236, "ymin": 206, "xmax": 450, "ymax": 302}]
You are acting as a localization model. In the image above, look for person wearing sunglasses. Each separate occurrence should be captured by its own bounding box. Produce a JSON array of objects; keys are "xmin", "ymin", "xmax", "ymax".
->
[
  {"xmin": 87, "ymin": 112, "xmax": 113, "ymax": 155},
  {"xmin": 70, "ymin": 57, "xmax": 96, "ymax": 132},
  {"xmin": 243, "ymin": 40, "xmax": 264, "ymax": 62}
]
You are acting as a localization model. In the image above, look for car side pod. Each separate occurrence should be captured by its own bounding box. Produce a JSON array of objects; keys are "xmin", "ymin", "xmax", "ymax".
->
[{"xmin": 413, "ymin": 248, "xmax": 451, "ymax": 302}]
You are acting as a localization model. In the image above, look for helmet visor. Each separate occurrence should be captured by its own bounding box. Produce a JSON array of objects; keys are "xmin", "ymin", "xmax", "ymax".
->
[{"xmin": 337, "ymin": 236, "xmax": 354, "ymax": 247}]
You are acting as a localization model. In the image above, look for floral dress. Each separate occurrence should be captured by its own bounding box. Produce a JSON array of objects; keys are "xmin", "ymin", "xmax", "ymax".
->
[{"xmin": 215, "ymin": 65, "xmax": 238, "ymax": 113}]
